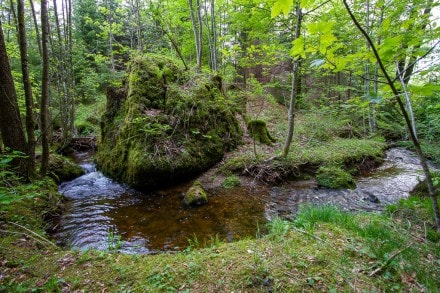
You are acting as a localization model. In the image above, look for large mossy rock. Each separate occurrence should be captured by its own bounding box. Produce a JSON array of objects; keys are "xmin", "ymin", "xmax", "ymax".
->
[
  {"xmin": 48, "ymin": 153, "xmax": 84, "ymax": 183},
  {"xmin": 96, "ymin": 54, "xmax": 242, "ymax": 189}
]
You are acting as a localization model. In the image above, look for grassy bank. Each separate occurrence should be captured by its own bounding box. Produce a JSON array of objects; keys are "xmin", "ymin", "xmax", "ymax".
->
[{"xmin": 1, "ymin": 183, "xmax": 439, "ymax": 291}]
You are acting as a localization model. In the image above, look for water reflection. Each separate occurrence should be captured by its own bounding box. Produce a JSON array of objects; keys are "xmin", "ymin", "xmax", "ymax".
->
[{"xmin": 53, "ymin": 148, "xmax": 432, "ymax": 253}]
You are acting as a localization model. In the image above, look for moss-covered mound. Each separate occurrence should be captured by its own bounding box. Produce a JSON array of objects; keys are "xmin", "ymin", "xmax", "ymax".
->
[
  {"xmin": 48, "ymin": 153, "xmax": 84, "ymax": 184},
  {"xmin": 96, "ymin": 54, "xmax": 242, "ymax": 189}
]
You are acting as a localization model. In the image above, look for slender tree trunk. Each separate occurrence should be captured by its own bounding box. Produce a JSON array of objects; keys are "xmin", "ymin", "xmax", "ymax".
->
[
  {"xmin": 151, "ymin": 6, "xmax": 189, "ymax": 70},
  {"xmin": 202, "ymin": 0, "xmax": 214, "ymax": 70},
  {"xmin": 29, "ymin": 0, "xmax": 42, "ymax": 57},
  {"xmin": 17, "ymin": 0, "xmax": 36, "ymax": 177},
  {"xmin": 196, "ymin": 0, "xmax": 203, "ymax": 67},
  {"xmin": 343, "ymin": 0, "xmax": 440, "ymax": 231},
  {"xmin": 364, "ymin": 0, "xmax": 373, "ymax": 135},
  {"xmin": 281, "ymin": 2, "xmax": 302, "ymax": 158},
  {"xmin": 135, "ymin": 0, "xmax": 142, "ymax": 51},
  {"xmin": 0, "ymin": 19, "xmax": 28, "ymax": 173},
  {"xmin": 188, "ymin": 0, "xmax": 202, "ymax": 69},
  {"xmin": 40, "ymin": 0, "xmax": 50, "ymax": 176}
]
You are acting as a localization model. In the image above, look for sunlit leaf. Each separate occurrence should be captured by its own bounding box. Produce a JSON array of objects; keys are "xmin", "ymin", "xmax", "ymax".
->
[{"xmin": 271, "ymin": 0, "xmax": 293, "ymax": 18}]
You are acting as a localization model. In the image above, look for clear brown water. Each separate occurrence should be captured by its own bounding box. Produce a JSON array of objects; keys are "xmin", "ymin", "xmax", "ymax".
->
[{"xmin": 53, "ymin": 148, "xmax": 432, "ymax": 254}]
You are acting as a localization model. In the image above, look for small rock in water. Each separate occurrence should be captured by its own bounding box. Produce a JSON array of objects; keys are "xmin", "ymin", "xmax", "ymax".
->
[
  {"xmin": 363, "ymin": 193, "xmax": 380, "ymax": 204},
  {"xmin": 183, "ymin": 181, "xmax": 208, "ymax": 206}
]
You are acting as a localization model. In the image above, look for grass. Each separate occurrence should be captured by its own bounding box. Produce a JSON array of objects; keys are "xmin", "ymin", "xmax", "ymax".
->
[{"xmin": 1, "ymin": 181, "xmax": 439, "ymax": 292}]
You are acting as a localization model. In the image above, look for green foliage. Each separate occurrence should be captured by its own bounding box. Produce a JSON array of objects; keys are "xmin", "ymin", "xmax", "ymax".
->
[
  {"xmin": 0, "ymin": 150, "xmax": 26, "ymax": 186},
  {"xmin": 316, "ymin": 165, "xmax": 356, "ymax": 189},
  {"xmin": 146, "ymin": 265, "xmax": 176, "ymax": 292},
  {"xmin": 294, "ymin": 205, "xmax": 357, "ymax": 231},
  {"xmin": 294, "ymin": 112, "xmax": 358, "ymax": 143},
  {"xmin": 267, "ymin": 217, "xmax": 291, "ymax": 239},
  {"xmin": 221, "ymin": 175, "xmax": 241, "ymax": 188},
  {"xmin": 106, "ymin": 227, "xmax": 123, "ymax": 252},
  {"xmin": 293, "ymin": 137, "xmax": 386, "ymax": 166}
]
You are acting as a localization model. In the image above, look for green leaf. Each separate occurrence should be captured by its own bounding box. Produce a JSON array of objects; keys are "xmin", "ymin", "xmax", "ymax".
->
[
  {"xmin": 271, "ymin": 0, "xmax": 293, "ymax": 18},
  {"xmin": 290, "ymin": 36, "xmax": 306, "ymax": 58}
]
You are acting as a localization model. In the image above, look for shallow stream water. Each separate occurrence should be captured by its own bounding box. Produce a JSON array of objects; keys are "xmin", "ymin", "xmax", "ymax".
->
[{"xmin": 52, "ymin": 148, "xmax": 431, "ymax": 254}]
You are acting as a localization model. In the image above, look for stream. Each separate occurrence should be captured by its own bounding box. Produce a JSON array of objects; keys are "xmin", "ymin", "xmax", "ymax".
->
[{"xmin": 52, "ymin": 148, "xmax": 430, "ymax": 254}]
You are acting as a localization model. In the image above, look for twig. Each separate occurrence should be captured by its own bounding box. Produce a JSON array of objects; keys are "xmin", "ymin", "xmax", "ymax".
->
[
  {"xmin": 9, "ymin": 222, "xmax": 58, "ymax": 249},
  {"xmin": 368, "ymin": 242, "xmax": 414, "ymax": 277},
  {"xmin": 291, "ymin": 226, "xmax": 331, "ymax": 246}
]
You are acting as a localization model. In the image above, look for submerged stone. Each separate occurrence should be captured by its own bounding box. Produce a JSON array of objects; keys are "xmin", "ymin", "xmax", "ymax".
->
[
  {"xmin": 183, "ymin": 181, "xmax": 208, "ymax": 206},
  {"xmin": 96, "ymin": 54, "xmax": 242, "ymax": 189}
]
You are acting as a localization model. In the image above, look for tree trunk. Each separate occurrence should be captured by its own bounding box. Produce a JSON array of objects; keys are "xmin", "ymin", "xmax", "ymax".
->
[
  {"xmin": 29, "ymin": 0, "xmax": 42, "ymax": 57},
  {"xmin": 343, "ymin": 0, "xmax": 440, "ymax": 231},
  {"xmin": 40, "ymin": 0, "xmax": 50, "ymax": 176},
  {"xmin": 210, "ymin": 0, "xmax": 217, "ymax": 71},
  {"xmin": 135, "ymin": 0, "xmax": 142, "ymax": 51},
  {"xmin": 188, "ymin": 0, "xmax": 202, "ymax": 69},
  {"xmin": 0, "ymin": 19, "xmax": 28, "ymax": 172},
  {"xmin": 17, "ymin": 0, "xmax": 36, "ymax": 177},
  {"xmin": 281, "ymin": 2, "xmax": 302, "ymax": 158}
]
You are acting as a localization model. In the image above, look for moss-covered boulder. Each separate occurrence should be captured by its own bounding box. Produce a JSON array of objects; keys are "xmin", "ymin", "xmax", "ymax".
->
[
  {"xmin": 316, "ymin": 165, "xmax": 356, "ymax": 189},
  {"xmin": 48, "ymin": 153, "xmax": 84, "ymax": 183},
  {"xmin": 183, "ymin": 181, "xmax": 208, "ymax": 206},
  {"xmin": 96, "ymin": 54, "xmax": 242, "ymax": 189}
]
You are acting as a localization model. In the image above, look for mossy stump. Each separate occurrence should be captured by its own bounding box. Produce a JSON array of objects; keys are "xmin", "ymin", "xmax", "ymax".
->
[
  {"xmin": 183, "ymin": 181, "xmax": 208, "ymax": 206},
  {"xmin": 96, "ymin": 54, "xmax": 242, "ymax": 189},
  {"xmin": 247, "ymin": 120, "xmax": 275, "ymax": 144}
]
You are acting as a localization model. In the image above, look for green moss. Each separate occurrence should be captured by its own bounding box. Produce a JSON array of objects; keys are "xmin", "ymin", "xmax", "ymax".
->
[
  {"xmin": 247, "ymin": 120, "xmax": 276, "ymax": 144},
  {"xmin": 96, "ymin": 54, "xmax": 242, "ymax": 189},
  {"xmin": 48, "ymin": 153, "xmax": 84, "ymax": 184},
  {"xmin": 184, "ymin": 180, "xmax": 208, "ymax": 206},
  {"xmin": 316, "ymin": 165, "xmax": 356, "ymax": 189},
  {"xmin": 222, "ymin": 175, "xmax": 241, "ymax": 188}
]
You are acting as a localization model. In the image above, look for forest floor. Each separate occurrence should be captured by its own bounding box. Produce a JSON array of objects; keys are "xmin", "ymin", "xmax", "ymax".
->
[{"xmin": 1, "ymin": 95, "xmax": 439, "ymax": 292}]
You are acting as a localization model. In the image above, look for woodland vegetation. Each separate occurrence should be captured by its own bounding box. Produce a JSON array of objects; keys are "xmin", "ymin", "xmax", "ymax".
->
[{"xmin": 1, "ymin": 0, "xmax": 440, "ymax": 291}]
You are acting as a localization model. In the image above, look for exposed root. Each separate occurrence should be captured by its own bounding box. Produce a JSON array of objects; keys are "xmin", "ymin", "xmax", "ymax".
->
[{"xmin": 244, "ymin": 162, "xmax": 300, "ymax": 184}]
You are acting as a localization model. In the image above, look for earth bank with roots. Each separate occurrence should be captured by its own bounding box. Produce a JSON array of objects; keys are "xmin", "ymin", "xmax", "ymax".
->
[{"xmin": 96, "ymin": 54, "xmax": 242, "ymax": 189}]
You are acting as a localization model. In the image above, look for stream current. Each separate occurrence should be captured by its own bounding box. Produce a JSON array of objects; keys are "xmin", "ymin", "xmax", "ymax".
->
[{"xmin": 52, "ymin": 148, "xmax": 431, "ymax": 254}]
